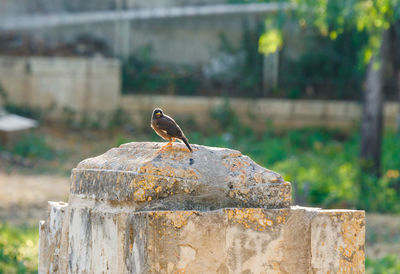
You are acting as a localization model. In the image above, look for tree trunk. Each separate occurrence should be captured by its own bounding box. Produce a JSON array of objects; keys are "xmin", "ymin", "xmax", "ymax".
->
[
  {"xmin": 360, "ymin": 30, "xmax": 390, "ymax": 175},
  {"xmin": 395, "ymin": 22, "xmax": 400, "ymax": 134},
  {"xmin": 396, "ymin": 70, "xmax": 400, "ymax": 134}
]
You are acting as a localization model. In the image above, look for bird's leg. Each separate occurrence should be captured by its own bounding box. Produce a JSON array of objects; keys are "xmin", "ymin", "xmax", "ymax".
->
[{"xmin": 159, "ymin": 138, "xmax": 176, "ymax": 151}]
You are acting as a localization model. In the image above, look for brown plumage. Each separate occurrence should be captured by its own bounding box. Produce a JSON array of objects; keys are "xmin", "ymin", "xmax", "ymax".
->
[{"xmin": 151, "ymin": 108, "xmax": 192, "ymax": 152}]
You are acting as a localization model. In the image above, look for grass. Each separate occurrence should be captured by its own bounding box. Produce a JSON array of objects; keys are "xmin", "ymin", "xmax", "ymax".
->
[
  {"xmin": 0, "ymin": 224, "xmax": 38, "ymax": 274},
  {"xmin": 366, "ymin": 255, "xmax": 400, "ymax": 274}
]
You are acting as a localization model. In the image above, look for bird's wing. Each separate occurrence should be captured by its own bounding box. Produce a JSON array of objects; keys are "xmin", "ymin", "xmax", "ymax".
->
[{"xmin": 156, "ymin": 115, "xmax": 184, "ymax": 138}]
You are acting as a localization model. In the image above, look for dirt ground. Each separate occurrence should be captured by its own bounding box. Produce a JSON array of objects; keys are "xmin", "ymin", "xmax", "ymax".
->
[{"xmin": 0, "ymin": 172, "xmax": 69, "ymax": 225}]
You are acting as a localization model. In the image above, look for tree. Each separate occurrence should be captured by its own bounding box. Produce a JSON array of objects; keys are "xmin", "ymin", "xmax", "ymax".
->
[{"xmin": 259, "ymin": 0, "xmax": 400, "ymax": 175}]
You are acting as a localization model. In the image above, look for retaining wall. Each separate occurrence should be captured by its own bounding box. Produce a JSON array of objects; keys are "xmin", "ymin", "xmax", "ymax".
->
[{"xmin": 121, "ymin": 95, "xmax": 400, "ymax": 131}]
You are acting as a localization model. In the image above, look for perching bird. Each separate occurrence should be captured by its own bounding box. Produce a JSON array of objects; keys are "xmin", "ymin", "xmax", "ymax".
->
[{"xmin": 151, "ymin": 108, "xmax": 192, "ymax": 152}]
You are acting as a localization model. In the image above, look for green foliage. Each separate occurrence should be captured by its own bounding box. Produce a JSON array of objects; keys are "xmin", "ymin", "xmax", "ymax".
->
[
  {"xmin": 11, "ymin": 134, "xmax": 54, "ymax": 160},
  {"xmin": 61, "ymin": 107, "xmax": 77, "ymax": 127},
  {"xmin": 214, "ymin": 22, "xmax": 265, "ymax": 96},
  {"xmin": 115, "ymin": 135, "xmax": 135, "ymax": 147},
  {"xmin": 292, "ymin": 0, "xmax": 399, "ymax": 62},
  {"xmin": 210, "ymin": 99, "xmax": 241, "ymax": 131},
  {"xmin": 366, "ymin": 255, "xmax": 400, "ymax": 274},
  {"xmin": 0, "ymin": 82, "xmax": 7, "ymax": 102},
  {"xmin": 259, "ymin": 28, "xmax": 283, "ymax": 55},
  {"xmin": 279, "ymin": 29, "xmax": 368, "ymax": 100},
  {"xmin": 190, "ymin": 117, "xmax": 400, "ymax": 211},
  {"xmin": 4, "ymin": 104, "xmax": 42, "ymax": 121},
  {"xmin": 109, "ymin": 108, "xmax": 131, "ymax": 128},
  {"xmin": 121, "ymin": 45, "xmax": 201, "ymax": 96},
  {"xmin": 257, "ymin": 0, "xmax": 400, "ymax": 100},
  {"xmin": 62, "ymin": 107, "xmax": 131, "ymax": 130},
  {"xmin": 122, "ymin": 24, "xmax": 264, "ymax": 97},
  {"xmin": 260, "ymin": 0, "xmax": 400, "ymax": 64},
  {"xmin": 0, "ymin": 224, "xmax": 38, "ymax": 274}
]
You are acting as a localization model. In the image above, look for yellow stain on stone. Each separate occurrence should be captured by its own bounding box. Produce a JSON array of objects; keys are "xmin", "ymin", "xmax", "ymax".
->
[
  {"xmin": 151, "ymin": 211, "xmax": 195, "ymax": 229},
  {"xmin": 325, "ymin": 212, "xmax": 365, "ymax": 273},
  {"xmin": 227, "ymin": 208, "xmax": 282, "ymax": 232},
  {"xmin": 138, "ymin": 162, "xmax": 199, "ymax": 181},
  {"xmin": 129, "ymin": 174, "xmax": 172, "ymax": 202},
  {"xmin": 134, "ymin": 188, "xmax": 146, "ymax": 202},
  {"xmin": 155, "ymin": 186, "xmax": 162, "ymax": 193},
  {"xmin": 266, "ymin": 219, "xmax": 274, "ymax": 226},
  {"xmin": 276, "ymin": 215, "xmax": 285, "ymax": 224},
  {"xmin": 228, "ymin": 152, "xmax": 242, "ymax": 158},
  {"xmin": 229, "ymin": 158, "xmax": 250, "ymax": 172}
]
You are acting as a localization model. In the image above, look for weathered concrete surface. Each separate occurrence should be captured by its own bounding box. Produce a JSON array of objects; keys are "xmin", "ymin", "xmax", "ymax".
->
[
  {"xmin": 311, "ymin": 210, "xmax": 366, "ymax": 273},
  {"xmin": 39, "ymin": 143, "xmax": 365, "ymax": 273},
  {"xmin": 71, "ymin": 142, "xmax": 291, "ymax": 210},
  {"xmin": 39, "ymin": 203, "xmax": 365, "ymax": 273},
  {"xmin": 38, "ymin": 201, "xmax": 68, "ymax": 274}
]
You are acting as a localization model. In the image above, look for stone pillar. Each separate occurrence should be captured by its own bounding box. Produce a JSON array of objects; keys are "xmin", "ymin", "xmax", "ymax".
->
[{"xmin": 39, "ymin": 142, "xmax": 365, "ymax": 273}]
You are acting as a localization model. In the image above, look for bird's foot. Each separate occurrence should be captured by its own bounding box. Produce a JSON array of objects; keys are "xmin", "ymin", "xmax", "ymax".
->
[{"xmin": 158, "ymin": 142, "xmax": 173, "ymax": 151}]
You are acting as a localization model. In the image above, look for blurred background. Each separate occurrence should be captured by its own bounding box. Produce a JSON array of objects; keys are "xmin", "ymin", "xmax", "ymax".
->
[{"xmin": 0, "ymin": 0, "xmax": 400, "ymax": 272}]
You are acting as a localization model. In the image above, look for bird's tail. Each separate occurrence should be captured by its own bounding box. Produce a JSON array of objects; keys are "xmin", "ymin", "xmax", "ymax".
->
[{"xmin": 181, "ymin": 136, "xmax": 192, "ymax": 152}]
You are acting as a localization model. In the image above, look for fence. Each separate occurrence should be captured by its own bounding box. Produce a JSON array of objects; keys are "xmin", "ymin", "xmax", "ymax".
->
[{"xmin": 0, "ymin": 56, "xmax": 398, "ymax": 130}]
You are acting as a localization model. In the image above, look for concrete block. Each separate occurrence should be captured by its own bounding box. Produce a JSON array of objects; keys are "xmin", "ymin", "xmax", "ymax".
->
[
  {"xmin": 39, "ymin": 142, "xmax": 365, "ymax": 273},
  {"xmin": 293, "ymin": 100, "xmax": 326, "ymax": 118},
  {"xmin": 384, "ymin": 103, "xmax": 399, "ymax": 122},
  {"xmin": 311, "ymin": 210, "xmax": 365, "ymax": 273},
  {"xmin": 41, "ymin": 202, "xmax": 364, "ymax": 273},
  {"xmin": 29, "ymin": 57, "xmax": 87, "ymax": 76}
]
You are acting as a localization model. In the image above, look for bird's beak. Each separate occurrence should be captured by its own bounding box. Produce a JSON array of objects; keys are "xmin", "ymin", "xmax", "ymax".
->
[{"xmin": 155, "ymin": 113, "xmax": 161, "ymax": 117}]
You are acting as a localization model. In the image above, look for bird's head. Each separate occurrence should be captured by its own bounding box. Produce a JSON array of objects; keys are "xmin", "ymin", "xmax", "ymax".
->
[{"xmin": 152, "ymin": 108, "xmax": 164, "ymax": 119}]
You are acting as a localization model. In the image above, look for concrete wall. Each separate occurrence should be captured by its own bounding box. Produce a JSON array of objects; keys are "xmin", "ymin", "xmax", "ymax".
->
[
  {"xmin": 121, "ymin": 95, "xmax": 400, "ymax": 131},
  {"xmin": 0, "ymin": 0, "xmax": 293, "ymax": 90},
  {"xmin": 0, "ymin": 56, "xmax": 120, "ymax": 118},
  {"xmin": 0, "ymin": 0, "xmax": 270, "ymax": 66},
  {"xmin": 27, "ymin": 11, "xmax": 260, "ymax": 65}
]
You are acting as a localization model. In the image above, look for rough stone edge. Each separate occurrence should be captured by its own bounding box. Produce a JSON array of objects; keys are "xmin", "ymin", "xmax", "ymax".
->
[
  {"xmin": 69, "ymin": 169, "xmax": 291, "ymax": 210},
  {"xmin": 38, "ymin": 201, "xmax": 68, "ymax": 274}
]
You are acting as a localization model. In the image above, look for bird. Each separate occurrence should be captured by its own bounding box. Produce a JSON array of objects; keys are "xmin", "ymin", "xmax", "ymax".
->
[{"xmin": 151, "ymin": 108, "xmax": 192, "ymax": 152}]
